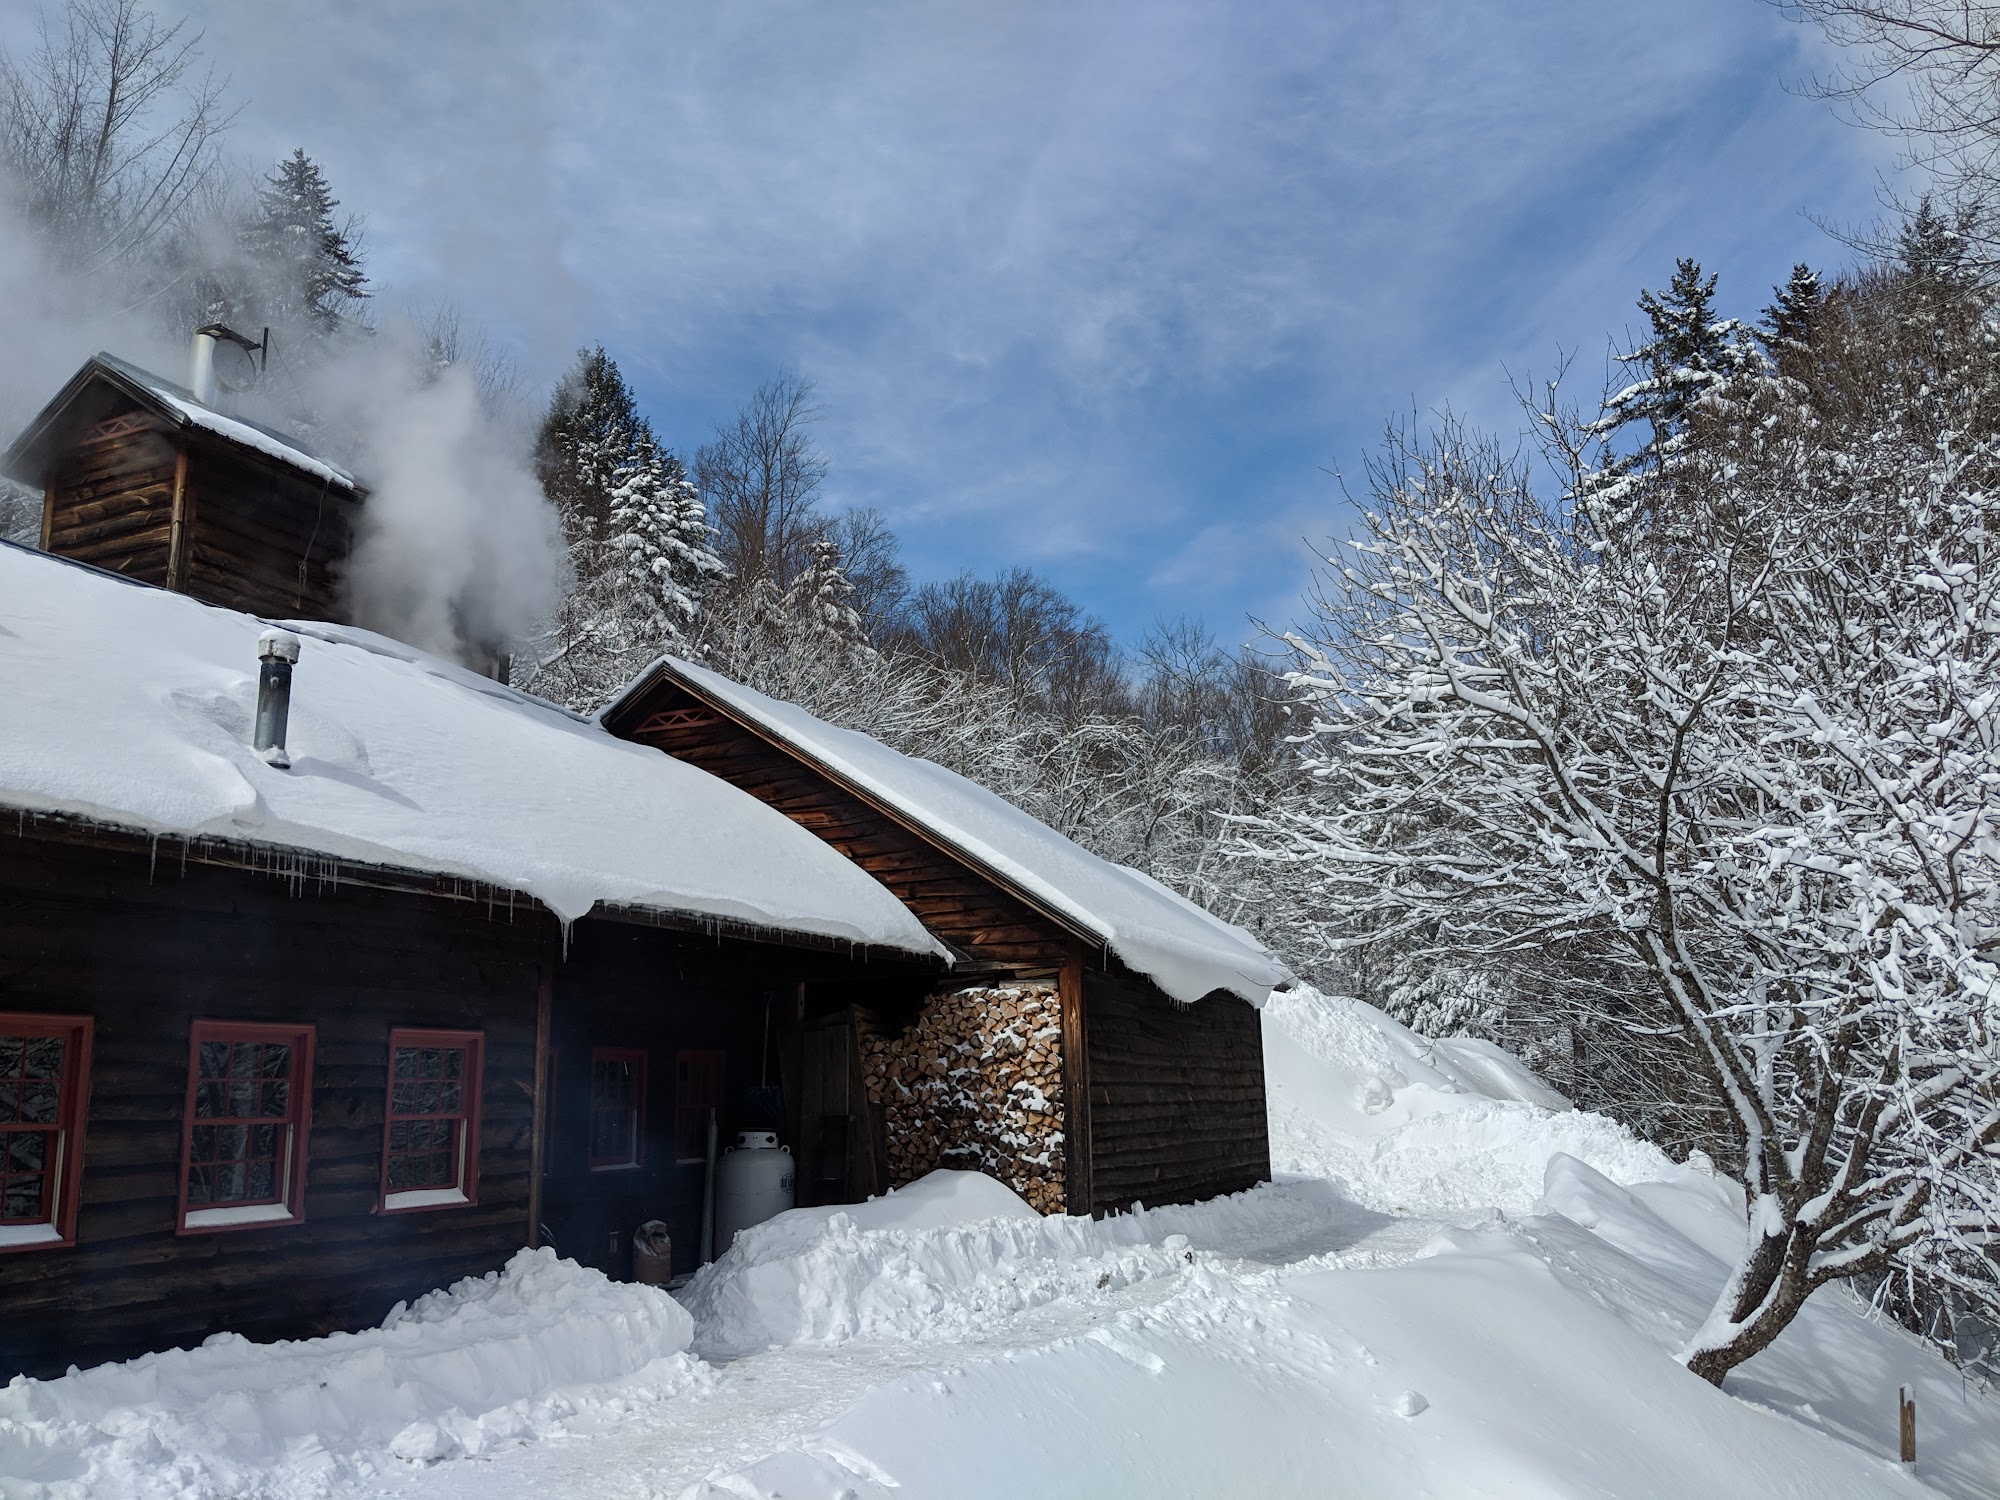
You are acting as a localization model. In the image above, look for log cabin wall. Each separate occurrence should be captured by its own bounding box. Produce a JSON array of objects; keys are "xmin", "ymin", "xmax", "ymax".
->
[
  {"xmin": 0, "ymin": 828, "xmax": 544, "ymax": 1379},
  {"xmin": 179, "ymin": 445, "xmax": 357, "ymax": 621},
  {"xmin": 1083, "ymin": 965, "xmax": 1270, "ymax": 1214},
  {"xmin": 619, "ymin": 689, "xmax": 1072, "ymax": 978},
  {"xmin": 33, "ymin": 390, "xmax": 361, "ymax": 624},
  {"xmin": 40, "ymin": 409, "xmax": 181, "ymax": 587},
  {"xmin": 538, "ymin": 920, "xmax": 938, "ymax": 1279}
]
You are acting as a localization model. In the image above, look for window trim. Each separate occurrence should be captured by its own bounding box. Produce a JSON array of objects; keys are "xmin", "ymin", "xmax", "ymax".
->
[
  {"xmin": 0, "ymin": 1012, "xmax": 93, "ymax": 1254},
  {"xmin": 176, "ymin": 1020, "xmax": 314, "ymax": 1236},
  {"xmin": 587, "ymin": 1047, "xmax": 647, "ymax": 1172},
  {"xmin": 674, "ymin": 1049, "xmax": 726, "ymax": 1165},
  {"xmin": 378, "ymin": 1028, "xmax": 484, "ymax": 1214}
]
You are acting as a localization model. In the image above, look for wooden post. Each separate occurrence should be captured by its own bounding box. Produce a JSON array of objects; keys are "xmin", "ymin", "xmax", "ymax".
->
[
  {"xmin": 165, "ymin": 447, "xmax": 192, "ymax": 593},
  {"xmin": 1898, "ymin": 1386, "xmax": 1916, "ymax": 1465},
  {"xmin": 525, "ymin": 952, "xmax": 554, "ymax": 1248},
  {"xmin": 37, "ymin": 480, "xmax": 55, "ymax": 552},
  {"xmin": 1059, "ymin": 943, "xmax": 1093, "ymax": 1217}
]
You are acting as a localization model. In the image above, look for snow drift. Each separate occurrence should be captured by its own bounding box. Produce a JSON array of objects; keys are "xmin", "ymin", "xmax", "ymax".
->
[{"xmin": 0, "ymin": 1249, "xmax": 700, "ymax": 1498}]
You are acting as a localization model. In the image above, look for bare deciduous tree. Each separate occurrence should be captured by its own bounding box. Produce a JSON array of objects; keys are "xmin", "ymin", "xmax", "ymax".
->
[
  {"xmin": 695, "ymin": 370, "xmax": 829, "ymax": 590},
  {"xmin": 0, "ymin": 0, "xmax": 232, "ymax": 275}
]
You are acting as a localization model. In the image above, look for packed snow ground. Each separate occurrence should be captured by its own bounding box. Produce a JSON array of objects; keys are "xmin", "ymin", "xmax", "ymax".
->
[{"xmin": 4, "ymin": 985, "xmax": 1996, "ymax": 1498}]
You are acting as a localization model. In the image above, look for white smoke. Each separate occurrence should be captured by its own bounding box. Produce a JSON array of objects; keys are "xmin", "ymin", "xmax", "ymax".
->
[
  {"xmin": 0, "ymin": 163, "xmax": 569, "ymax": 670},
  {"xmin": 309, "ymin": 329, "xmax": 567, "ymax": 668}
]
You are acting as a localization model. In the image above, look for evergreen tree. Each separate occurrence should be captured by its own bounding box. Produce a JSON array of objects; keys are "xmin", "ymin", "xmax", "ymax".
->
[
  {"xmin": 608, "ymin": 430, "xmax": 726, "ymax": 644},
  {"xmin": 1591, "ymin": 258, "xmax": 1757, "ymax": 465},
  {"xmin": 535, "ymin": 345, "xmax": 643, "ymax": 544},
  {"xmin": 523, "ymin": 345, "xmax": 726, "ymax": 709},
  {"xmin": 1758, "ymin": 263, "xmax": 1825, "ymax": 376},
  {"xmin": 1895, "ymin": 195, "xmax": 1974, "ymax": 291},
  {"xmin": 239, "ymin": 148, "xmax": 367, "ymax": 339},
  {"xmin": 783, "ymin": 537, "xmax": 871, "ymax": 654}
]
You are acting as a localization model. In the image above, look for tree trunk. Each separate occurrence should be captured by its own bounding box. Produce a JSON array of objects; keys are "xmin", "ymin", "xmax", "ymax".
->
[{"xmin": 1683, "ymin": 1219, "xmax": 1814, "ymax": 1386}]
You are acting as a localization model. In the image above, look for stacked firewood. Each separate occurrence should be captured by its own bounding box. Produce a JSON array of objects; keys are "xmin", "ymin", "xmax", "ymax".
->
[{"xmin": 859, "ymin": 984, "xmax": 1067, "ymax": 1215}]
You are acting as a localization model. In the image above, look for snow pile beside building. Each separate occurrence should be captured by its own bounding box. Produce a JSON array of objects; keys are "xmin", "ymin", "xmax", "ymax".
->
[
  {"xmin": 1262, "ymin": 983, "xmax": 1680, "ymax": 1214},
  {"xmin": 0, "ymin": 1249, "xmax": 702, "ymax": 1498}
]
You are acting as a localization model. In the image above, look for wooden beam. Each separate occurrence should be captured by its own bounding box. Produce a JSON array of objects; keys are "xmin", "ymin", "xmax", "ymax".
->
[
  {"xmin": 526, "ymin": 948, "xmax": 554, "ymax": 1248},
  {"xmin": 165, "ymin": 446, "xmax": 192, "ymax": 593},
  {"xmin": 1059, "ymin": 941, "xmax": 1094, "ymax": 1217},
  {"xmin": 38, "ymin": 479, "xmax": 54, "ymax": 552}
]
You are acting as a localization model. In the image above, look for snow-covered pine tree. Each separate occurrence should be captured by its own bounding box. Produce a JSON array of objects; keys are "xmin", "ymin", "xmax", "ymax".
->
[
  {"xmin": 535, "ymin": 345, "xmax": 642, "ymax": 545},
  {"xmin": 238, "ymin": 148, "xmax": 368, "ymax": 340},
  {"xmin": 1590, "ymin": 258, "xmax": 1758, "ymax": 470},
  {"xmin": 522, "ymin": 346, "xmax": 727, "ymax": 709},
  {"xmin": 1895, "ymin": 194, "xmax": 1976, "ymax": 291},
  {"xmin": 607, "ymin": 429, "xmax": 726, "ymax": 651},
  {"xmin": 783, "ymin": 537, "xmax": 871, "ymax": 655},
  {"xmin": 1758, "ymin": 263, "xmax": 1824, "ymax": 377}
]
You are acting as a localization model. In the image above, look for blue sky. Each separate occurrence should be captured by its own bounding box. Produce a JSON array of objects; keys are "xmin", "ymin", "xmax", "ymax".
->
[{"xmin": 169, "ymin": 0, "xmax": 1901, "ymax": 647}]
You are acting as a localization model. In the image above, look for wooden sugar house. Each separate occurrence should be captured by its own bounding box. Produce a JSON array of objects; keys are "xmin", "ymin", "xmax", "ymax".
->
[
  {"xmin": 0, "ymin": 341, "xmax": 1286, "ymax": 1382},
  {"xmin": 4, "ymin": 342, "xmax": 365, "ymax": 621}
]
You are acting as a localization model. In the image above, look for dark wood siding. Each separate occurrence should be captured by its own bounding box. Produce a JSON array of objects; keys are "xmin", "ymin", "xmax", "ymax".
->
[
  {"xmin": 1084, "ymin": 966, "xmax": 1270, "ymax": 1213},
  {"xmin": 181, "ymin": 445, "xmax": 358, "ymax": 622},
  {"xmin": 41, "ymin": 410, "xmax": 180, "ymax": 586},
  {"xmin": 621, "ymin": 689, "xmax": 1072, "ymax": 977},
  {"xmin": 0, "ymin": 829, "xmax": 543, "ymax": 1379}
]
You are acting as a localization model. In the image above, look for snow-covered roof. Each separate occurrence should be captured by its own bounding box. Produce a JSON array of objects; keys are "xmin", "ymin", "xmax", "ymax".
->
[
  {"xmin": 3, "ymin": 353, "xmax": 360, "ymax": 494},
  {"xmin": 0, "ymin": 543, "xmax": 946, "ymax": 958},
  {"xmin": 612, "ymin": 658, "xmax": 1295, "ymax": 1007}
]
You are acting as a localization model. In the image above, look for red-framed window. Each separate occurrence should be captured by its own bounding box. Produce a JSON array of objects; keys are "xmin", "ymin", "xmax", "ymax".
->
[
  {"xmin": 674, "ymin": 1050, "xmax": 725, "ymax": 1163},
  {"xmin": 0, "ymin": 1014, "xmax": 92, "ymax": 1253},
  {"xmin": 379, "ymin": 1029, "xmax": 483, "ymax": 1213},
  {"xmin": 178, "ymin": 1021, "xmax": 313, "ymax": 1234},
  {"xmin": 588, "ymin": 1048, "xmax": 646, "ymax": 1170}
]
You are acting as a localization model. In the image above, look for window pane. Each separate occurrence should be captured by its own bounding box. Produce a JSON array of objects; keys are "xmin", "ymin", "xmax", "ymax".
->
[
  {"xmin": 229, "ymin": 1045, "xmax": 259, "ymax": 1080},
  {"xmin": 191, "ymin": 1125, "xmax": 216, "ymax": 1162},
  {"xmin": 22, "ymin": 1038, "xmax": 63, "ymax": 1079},
  {"xmin": 247, "ymin": 1160, "xmax": 275, "ymax": 1200},
  {"xmin": 199, "ymin": 1041, "xmax": 230, "ymax": 1080},
  {"xmin": 386, "ymin": 1154, "xmax": 406, "ymax": 1190},
  {"xmin": 0, "ymin": 1087, "xmax": 13, "ymax": 1125},
  {"xmin": 195, "ymin": 1082, "xmax": 226, "ymax": 1118},
  {"xmin": 218, "ymin": 1124, "xmax": 249, "ymax": 1162},
  {"xmin": 261, "ymin": 1081, "xmax": 288, "ymax": 1118},
  {"xmin": 6, "ymin": 1133, "xmax": 46, "ymax": 1173},
  {"xmin": 251, "ymin": 1124, "xmax": 278, "ymax": 1159},
  {"xmin": 439, "ymin": 1081, "xmax": 461, "ymax": 1115},
  {"xmin": 262, "ymin": 1044, "xmax": 290, "ymax": 1079},
  {"xmin": 0, "ymin": 1037, "xmax": 20, "ymax": 1077},
  {"xmin": 443, "ymin": 1050, "xmax": 464, "ymax": 1080},
  {"xmin": 18, "ymin": 1082, "xmax": 57, "ymax": 1124},
  {"xmin": 418, "ymin": 1049, "xmax": 441, "ymax": 1081},
  {"xmin": 388, "ymin": 1120, "xmax": 410, "ymax": 1152},
  {"xmin": 417, "ymin": 1083, "xmax": 439, "ymax": 1114},
  {"xmin": 3, "ymin": 1179, "xmax": 43, "ymax": 1219},
  {"xmin": 214, "ymin": 1162, "xmax": 246, "ymax": 1201},
  {"xmin": 229, "ymin": 1082, "xmax": 258, "ymax": 1118},
  {"xmin": 186, "ymin": 1164, "xmax": 213, "ymax": 1203}
]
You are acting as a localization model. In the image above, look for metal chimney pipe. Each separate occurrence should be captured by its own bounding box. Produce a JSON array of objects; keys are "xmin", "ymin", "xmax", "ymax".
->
[
  {"xmin": 254, "ymin": 629, "xmax": 301, "ymax": 770},
  {"xmin": 188, "ymin": 329, "xmax": 219, "ymax": 404}
]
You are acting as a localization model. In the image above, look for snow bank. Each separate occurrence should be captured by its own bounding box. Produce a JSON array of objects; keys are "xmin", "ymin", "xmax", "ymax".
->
[
  {"xmin": 0, "ymin": 543, "xmax": 944, "ymax": 956},
  {"xmin": 1262, "ymin": 984, "xmax": 1678, "ymax": 1214},
  {"xmin": 611, "ymin": 658, "xmax": 1292, "ymax": 1006},
  {"xmin": 0, "ymin": 1249, "xmax": 702, "ymax": 1498},
  {"xmin": 683, "ymin": 1169, "xmax": 1376, "ymax": 1353}
]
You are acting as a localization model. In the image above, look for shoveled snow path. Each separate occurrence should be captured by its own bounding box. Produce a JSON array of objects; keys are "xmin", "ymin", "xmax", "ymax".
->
[{"xmin": 354, "ymin": 1183, "xmax": 1446, "ymax": 1500}]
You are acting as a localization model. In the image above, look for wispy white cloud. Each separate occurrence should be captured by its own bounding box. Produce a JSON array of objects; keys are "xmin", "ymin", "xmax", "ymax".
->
[{"xmin": 171, "ymin": 0, "xmax": 1901, "ymax": 640}]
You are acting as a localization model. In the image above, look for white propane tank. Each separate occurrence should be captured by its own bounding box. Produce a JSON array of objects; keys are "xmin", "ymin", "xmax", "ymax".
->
[{"xmin": 714, "ymin": 1131, "xmax": 795, "ymax": 1252}]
